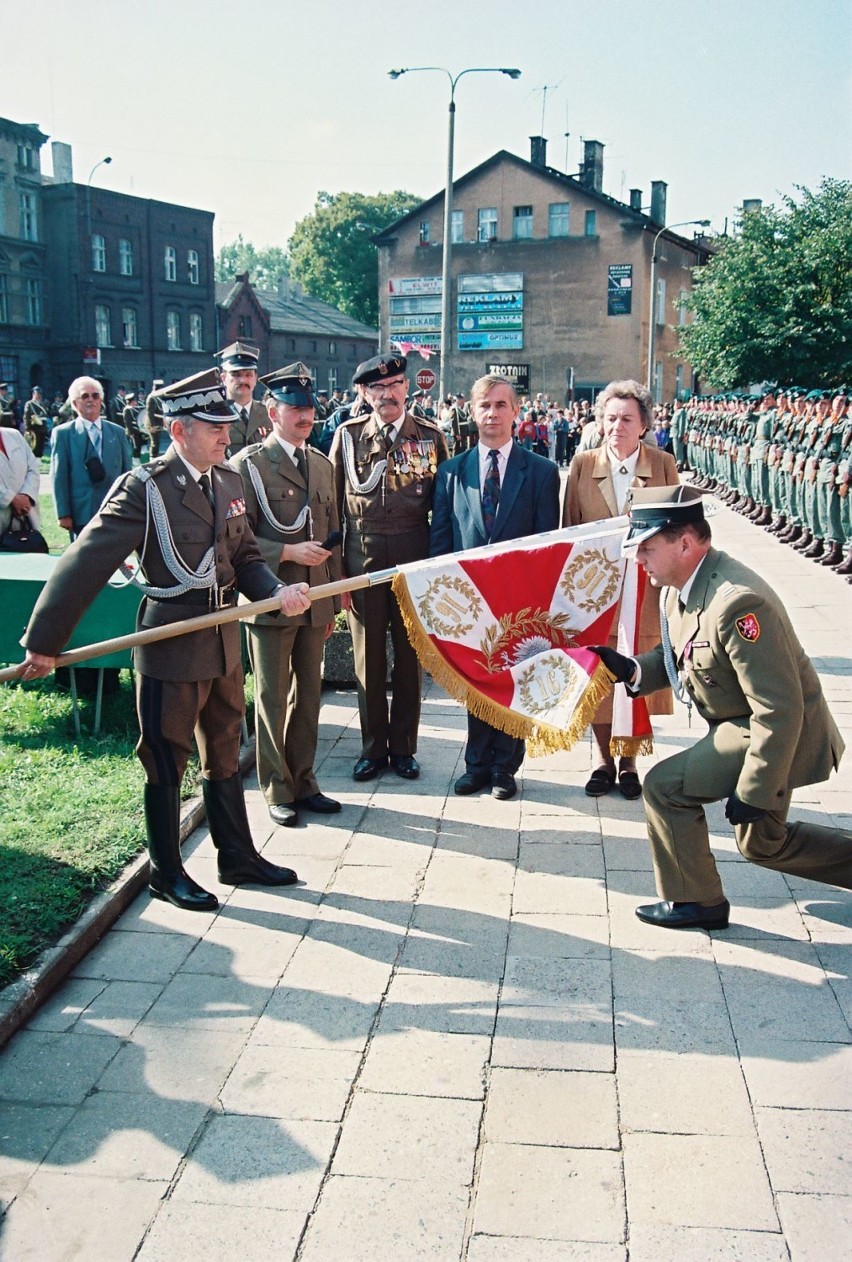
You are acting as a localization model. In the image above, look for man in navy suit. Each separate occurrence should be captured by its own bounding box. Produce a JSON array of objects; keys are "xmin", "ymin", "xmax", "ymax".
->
[
  {"xmin": 51, "ymin": 377, "xmax": 133, "ymax": 538},
  {"xmin": 430, "ymin": 374, "xmax": 560, "ymax": 799}
]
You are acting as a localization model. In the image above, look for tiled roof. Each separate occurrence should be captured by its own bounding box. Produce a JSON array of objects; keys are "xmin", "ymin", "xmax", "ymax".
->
[{"xmin": 216, "ymin": 280, "xmax": 377, "ymax": 339}]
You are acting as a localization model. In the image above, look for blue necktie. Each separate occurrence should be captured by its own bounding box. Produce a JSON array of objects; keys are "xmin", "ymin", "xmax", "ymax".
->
[{"xmin": 482, "ymin": 449, "xmax": 501, "ymax": 539}]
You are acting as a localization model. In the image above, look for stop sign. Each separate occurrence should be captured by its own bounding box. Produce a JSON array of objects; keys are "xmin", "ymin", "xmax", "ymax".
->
[{"xmin": 415, "ymin": 367, "xmax": 436, "ymax": 391}]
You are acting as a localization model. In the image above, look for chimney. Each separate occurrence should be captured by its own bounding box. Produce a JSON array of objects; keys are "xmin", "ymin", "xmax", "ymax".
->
[
  {"xmin": 580, "ymin": 140, "xmax": 604, "ymax": 194},
  {"xmin": 51, "ymin": 141, "xmax": 73, "ymax": 183},
  {"xmin": 742, "ymin": 198, "xmax": 763, "ymax": 215},
  {"xmin": 530, "ymin": 136, "xmax": 547, "ymax": 169},
  {"xmin": 629, "ymin": 188, "xmax": 642, "ymax": 212},
  {"xmin": 650, "ymin": 180, "xmax": 668, "ymax": 226},
  {"xmin": 278, "ymin": 276, "xmax": 290, "ymax": 302}
]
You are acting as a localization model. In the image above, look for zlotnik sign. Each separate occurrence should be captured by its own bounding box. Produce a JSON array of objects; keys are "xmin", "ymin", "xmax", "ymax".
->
[{"xmin": 486, "ymin": 363, "xmax": 530, "ymax": 394}]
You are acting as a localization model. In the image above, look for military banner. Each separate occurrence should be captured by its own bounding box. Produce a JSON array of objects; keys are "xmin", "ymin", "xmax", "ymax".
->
[{"xmin": 392, "ymin": 520, "xmax": 653, "ymax": 756}]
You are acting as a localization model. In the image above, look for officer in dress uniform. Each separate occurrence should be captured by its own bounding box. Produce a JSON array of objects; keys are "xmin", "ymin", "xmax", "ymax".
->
[
  {"xmin": 217, "ymin": 341, "xmax": 271, "ymax": 455},
  {"xmin": 591, "ymin": 484, "xmax": 852, "ymax": 930},
  {"xmin": 231, "ymin": 363, "xmax": 342, "ymax": 827},
  {"xmin": 329, "ymin": 352, "xmax": 449, "ymax": 781},
  {"xmin": 23, "ymin": 386, "xmax": 50, "ymax": 456},
  {"xmin": 145, "ymin": 379, "xmax": 166, "ymax": 457},
  {"xmin": 20, "ymin": 369, "xmax": 311, "ymax": 912}
]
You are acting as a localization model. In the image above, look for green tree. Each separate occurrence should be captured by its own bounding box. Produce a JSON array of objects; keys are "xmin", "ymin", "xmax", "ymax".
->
[
  {"xmin": 288, "ymin": 190, "xmax": 420, "ymax": 327},
  {"xmin": 215, "ymin": 236, "xmax": 289, "ymax": 289},
  {"xmin": 678, "ymin": 179, "xmax": 852, "ymax": 389}
]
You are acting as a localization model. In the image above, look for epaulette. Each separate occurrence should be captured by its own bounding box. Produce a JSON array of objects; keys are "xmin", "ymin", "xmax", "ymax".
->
[
  {"xmin": 131, "ymin": 460, "xmax": 167, "ymax": 483},
  {"xmin": 308, "ymin": 446, "xmax": 333, "ymax": 465},
  {"xmin": 411, "ymin": 414, "xmax": 441, "ymax": 432},
  {"xmin": 339, "ymin": 414, "xmax": 366, "ymax": 430},
  {"xmin": 243, "ymin": 441, "xmax": 264, "ymax": 455}
]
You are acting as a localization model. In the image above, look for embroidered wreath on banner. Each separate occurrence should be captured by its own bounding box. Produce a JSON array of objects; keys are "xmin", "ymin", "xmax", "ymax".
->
[
  {"xmin": 559, "ymin": 549, "xmax": 621, "ymax": 614},
  {"xmin": 480, "ymin": 608, "xmax": 577, "ymax": 674},
  {"xmin": 417, "ymin": 574, "xmax": 482, "ymax": 638},
  {"xmin": 518, "ymin": 654, "xmax": 577, "ymax": 715}
]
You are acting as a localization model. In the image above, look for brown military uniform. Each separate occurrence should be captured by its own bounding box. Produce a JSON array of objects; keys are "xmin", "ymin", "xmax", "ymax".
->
[
  {"xmin": 228, "ymin": 399, "xmax": 271, "ymax": 455},
  {"xmin": 330, "ymin": 411, "xmax": 448, "ymax": 759},
  {"xmin": 231, "ymin": 435, "xmax": 340, "ymax": 805},
  {"xmin": 145, "ymin": 391, "xmax": 165, "ymax": 456},
  {"xmin": 23, "ymin": 446, "xmax": 282, "ymax": 785}
]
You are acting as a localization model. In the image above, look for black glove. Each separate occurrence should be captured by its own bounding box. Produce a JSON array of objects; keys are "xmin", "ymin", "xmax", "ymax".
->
[
  {"xmin": 725, "ymin": 793, "xmax": 767, "ymax": 826},
  {"xmin": 588, "ymin": 645, "xmax": 636, "ymax": 686}
]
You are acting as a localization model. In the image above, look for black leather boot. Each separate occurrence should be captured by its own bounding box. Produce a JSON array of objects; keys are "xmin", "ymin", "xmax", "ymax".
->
[
  {"xmin": 819, "ymin": 541, "xmax": 844, "ymax": 566},
  {"xmin": 145, "ymin": 783, "xmax": 218, "ymax": 911},
  {"xmin": 204, "ymin": 774, "xmax": 298, "ymax": 887}
]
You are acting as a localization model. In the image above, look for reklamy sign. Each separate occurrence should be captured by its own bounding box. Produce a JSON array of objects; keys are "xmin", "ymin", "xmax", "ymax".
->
[
  {"xmin": 487, "ymin": 363, "xmax": 530, "ymax": 393},
  {"xmin": 607, "ymin": 264, "xmax": 633, "ymax": 316},
  {"xmin": 457, "ymin": 291, "xmax": 524, "ymax": 313}
]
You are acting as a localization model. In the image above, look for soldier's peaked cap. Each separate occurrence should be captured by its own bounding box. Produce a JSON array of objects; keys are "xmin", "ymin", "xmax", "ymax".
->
[
  {"xmin": 353, "ymin": 352, "xmax": 407, "ymax": 385},
  {"xmin": 153, "ymin": 368, "xmax": 237, "ymax": 425},
  {"xmin": 216, "ymin": 340, "xmax": 260, "ymax": 371},
  {"xmin": 259, "ymin": 362, "xmax": 315, "ymax": 408},
  {"xmin": 622, "ymin": 484, "xmax": 707, "ymax": 555}
]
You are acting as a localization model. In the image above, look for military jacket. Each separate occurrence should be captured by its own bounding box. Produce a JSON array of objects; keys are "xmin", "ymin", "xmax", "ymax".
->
[{"xmin": 228, "ymin": 399, "xmax": 271, "ymax": 455}]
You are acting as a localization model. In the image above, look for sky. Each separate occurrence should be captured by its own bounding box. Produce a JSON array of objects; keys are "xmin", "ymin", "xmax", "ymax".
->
[{"xmin": 3, "ymin": 0, "xmax": 850, "ymax": 254}]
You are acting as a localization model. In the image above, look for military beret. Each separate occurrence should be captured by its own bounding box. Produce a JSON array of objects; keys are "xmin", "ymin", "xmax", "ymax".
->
[
  {"xmin": 217, "ymin": 340, "xmax": 260, "ymax": 372},
  {"xmin": 259, "ymin": 362, "xmax": 315, "ymax": 408},
  {"xmin": 153, "ymin": 368, "xmax": 236, "ymax": 425},
  {"xmin": 353, "ymin": 353, "xmax": 407, "ymax": 385}
]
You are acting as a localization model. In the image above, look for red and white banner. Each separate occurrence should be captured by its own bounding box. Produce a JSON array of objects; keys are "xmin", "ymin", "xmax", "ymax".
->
[{"xmin": 392, "ymin": 520, "xmax": 653, "ymax": 755}]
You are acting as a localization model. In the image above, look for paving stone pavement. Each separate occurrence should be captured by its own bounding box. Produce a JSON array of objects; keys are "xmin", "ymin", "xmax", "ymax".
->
[{"xmin": 1, "ymin": 499, "xmax": 851, "ymax": 1260}]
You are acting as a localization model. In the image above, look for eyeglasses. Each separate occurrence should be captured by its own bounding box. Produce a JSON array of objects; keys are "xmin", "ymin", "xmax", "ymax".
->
[
  {"xmin": 77, "ymin": 392, "xmax": 102, "ymax": 401},
  {"xmin": 363, "ymin": 378, "xmax": 406, "ymax": 394}
]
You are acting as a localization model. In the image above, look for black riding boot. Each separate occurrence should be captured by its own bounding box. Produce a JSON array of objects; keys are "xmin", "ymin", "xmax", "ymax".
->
[
  {"xmin": 145, "ymin": 783, "xmax": 218, "ymax": 911},
  {"xmin": 203, "ymin": 774, "xmax": 298, "ymax": 887}
]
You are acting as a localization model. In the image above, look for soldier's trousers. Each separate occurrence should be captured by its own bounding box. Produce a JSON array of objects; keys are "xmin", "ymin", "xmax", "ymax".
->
[
  {"xmin": 136, "ymin": 668, "xmax": 244, "ymax": 786},
  {"xmin": 348, "ymin": 581, "xmax": 422, "ymax": 759},
  {"xmin": 642, "ymin": 736, "xmax": 852, "ymax": 904}
]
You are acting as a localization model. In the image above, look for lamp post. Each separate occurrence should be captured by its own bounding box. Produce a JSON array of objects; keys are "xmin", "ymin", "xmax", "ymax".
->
[
  {"xmin": 646, "ymin": 217, "xmax": 710, "ymax": 397},
  {"xmin": 85, "ymin": 155, "xmax": 112, "ymax": 236},
  {"xmin": 83, "ymin": 157, "xmax": 112, "ymax": 369},
  {"xmin": 388, "ymin": 67, "xmax": 521, "ymax": 402}
]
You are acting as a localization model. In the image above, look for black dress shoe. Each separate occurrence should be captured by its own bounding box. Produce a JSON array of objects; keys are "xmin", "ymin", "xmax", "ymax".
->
[
  {"xmin": 635, "ymin": 899, "xmax": 730, "ymax": 930},
  {"xmin": 218, "ymin": 853, "xmax": 298, "ymax": 887},
  {"xmin": 269, "ymin": 802, "xmax": 297, "ymax": 827},
  {"xmin": 618, "ymin": 769, "xmax": 642, "ymax": 800},
  {"xmin": 491, "ymin": 770, "xmax": 517, "ymax": 800},
  {"xmin": 352, "ymin": 755, "xmax": 389, "ymax": 781},
  {"xmin": 296, "ymin": 792, "xmax": 341, "ymax": 814},
  {"xmin": 390, "ymin": 754, "xmax": 420, "ymax": 779},
  {"xmin": 454, "ymin": 771, "xmax": 491, "ymax": 795},
  {"xmin": 585, "ymin": 767, "xmax": 616, "ymax": 797},
  {"xmin": 149, "ymin": 873, "xmax": 219, "ymax": 913}
]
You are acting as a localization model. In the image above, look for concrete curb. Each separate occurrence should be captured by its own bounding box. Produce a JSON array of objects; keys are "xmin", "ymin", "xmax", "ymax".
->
[{"xmin": 0, "ymin": 740, "xmax": 255, "ymax": 1051}]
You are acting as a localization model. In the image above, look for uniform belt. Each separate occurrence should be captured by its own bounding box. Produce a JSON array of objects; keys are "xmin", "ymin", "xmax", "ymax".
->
[{"xmin": 147, "ymin": 588, "xmax": 237, "ymax": 607}]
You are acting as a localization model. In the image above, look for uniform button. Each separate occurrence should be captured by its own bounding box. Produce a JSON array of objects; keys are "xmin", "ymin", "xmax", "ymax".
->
[{"xmin": 217, "ymin": 555, "xmax": 224, "ymax": 562}]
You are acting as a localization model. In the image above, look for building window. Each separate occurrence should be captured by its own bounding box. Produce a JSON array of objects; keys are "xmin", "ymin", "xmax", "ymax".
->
[
  {"xmin": 678, "ymin": 288, "xmax": 688, "ymax": 326},
  {"xmin": 166, "ymin": 310, "xmax": 181, "ymax": 350},
  {"xmin": 513, "ymin": 206, "xmax": 533, "ymax": 240},
  {"xmin": 478, "ymin": 208, "xmax": 498, "ymax": 242},
  {"xmin": 122, "ymin": 307, "xmax": 139, "ymax": 348},
  {"xmin": 349, "ymin": 343, "xmax": 357, "ymax": 358},
  {"xmin": 675, "ymin": 364, "xmax": 685, "ymax": 400},
  {"xmin": 92, "ymin": 234, "xmax": 106, "ymax": 272},
  {"xmin": 187, "ymin": 249, "xmax": 199, "ymax": 285},
  {"xmin": 16, "ymin": 143, "xmax": 36, "ymax": 170},
  {"xmin": 95, "ymin": 303, "xmax": 112, "ymax": 347},
  {"xmin": 584, "ymin": 210, "xmax": 597, "ymax": 237},
  {"xmin": 25, "ymin": 278, "xmax": 42, "ymax": 326},
  {"xmin": 655, "ymin": 278, "xmax": 667, "ymax": 325},
  {"xmin": 328, "ymin": 368, "xmax": 338, "ymax": 392},
  {"xmin": 164, "ymin": 246, "xmax": 177, "ymax": 282},
  {"xmin": 328, "ymin": 340, "xmax": 336, "ymax": 355},
  {"xmin": 289, "ymin": 338, "xmax": 296, "ymax": 352},
  {"xmin": 451, "ymin": 210, "xmax": 464, "ymax": 244},
  {"xmin": 189, "ymin": 313, "xmax": 204, "ymax": 352},
  {"xmin": 0, "ymin": 274, "xmax": 8, "ymax": 323},
  {"xmin": 653, "ymin": 360, "xmax": 663, "ymax": 404},
  {"xmin": 237, "ymin": 315, "xmax": 252, "ymax": 338},
  {"xmin": 310, "ymin": 340, "xmax": 317, "ymax": 353},
  {"xmin": 548, "ymin": 202, "xmax": 570, "ymax": 237},
  {"xmin": 419, "ymin": 220, "xmax": 430, "ymax": 245},
  {"xmin": 19, "ymin": 193, "xmax": 37, "ymax": 242},
  {"xmin": 119, "ymin": 238, "xmax": 133, "ymax": 276}
]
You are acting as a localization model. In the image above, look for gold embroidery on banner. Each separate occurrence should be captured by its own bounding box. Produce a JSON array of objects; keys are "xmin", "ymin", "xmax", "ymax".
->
[
  {"xmin": 560, "ymin": 548, "xmax": 621, "ymax": 614},
  {"xmin": 480, "ymin": 608, "xmax": 577, "ymax": 675},
  {"xmin": 418, "ymin": 575, "xmax": 482, "ymax": 638},
  {"xmin": 518, "ymin": 654, "xmax": 577, "ymax": 715}
]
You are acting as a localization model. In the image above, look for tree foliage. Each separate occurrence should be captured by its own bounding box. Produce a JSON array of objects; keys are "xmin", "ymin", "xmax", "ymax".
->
[
  {"xmin": 678, "ymin": 179, "xmax": 852, "ymax": 389},
  {"xmin": 287, "ymin": 190, "xmax": 420, "ymax": 327},
  {"xmin": 215, "ymin": 235, "xmax": 289, "ymax": 289}
]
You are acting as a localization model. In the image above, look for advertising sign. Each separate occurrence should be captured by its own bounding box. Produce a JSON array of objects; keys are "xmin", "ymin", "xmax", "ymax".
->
[
  {"xmin": 457, "ymin": 312, "xmax": 523, "ymax": 332},
  {"xmin": 457, "ymin": 291, "xmax": 524, "ymax": 313},
  {"xmin": 486, "ymin": 363, "xmax": 530, "ymax": 393},
  {"xmin": 458, "ymin": 272, "xmax": 523, "ymax": 294},
  {"xmin": 458, "ymin": 331, "xmax": 524, "ymax": 351},
  {"xmin": 607, "ymin": 264, "xmax": 633, "ymax": 316},
  {"xmin": 388, "ymin": 276, "xmax": 442, "ymax": 296}
]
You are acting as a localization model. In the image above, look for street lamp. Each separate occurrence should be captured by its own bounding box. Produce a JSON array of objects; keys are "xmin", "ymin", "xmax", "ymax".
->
[
  {"xmin": 85, "ymin": 155, "xmax": 112, "ymax": 237},
  {"xmin": 389, "ymin": 66, "xmax": 521, "ymax": 401},
  {"xmin": 646, "ymin": 217, "xmax": 710, "ymax": 396}
]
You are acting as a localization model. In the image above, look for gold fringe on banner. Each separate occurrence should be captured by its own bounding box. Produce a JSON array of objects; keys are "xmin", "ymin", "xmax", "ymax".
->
[
  {"xmin": 609, "ymin": 734, "xmax": 655, "ymax": 758},
  {"xmin": 392, "ymin": 573, "xmax": 615, "ymax": 756}
]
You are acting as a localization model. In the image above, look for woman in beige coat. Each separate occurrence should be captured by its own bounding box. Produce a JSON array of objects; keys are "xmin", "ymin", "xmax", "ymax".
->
[{"xmin": 562, "ymin": 380, "xmax": 678, "ymax": 798}]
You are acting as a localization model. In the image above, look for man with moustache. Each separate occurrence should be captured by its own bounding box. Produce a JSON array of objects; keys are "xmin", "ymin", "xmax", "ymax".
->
[
  {"xmin": 232, "ymin": 363, "xmax": 341, "ymax": 828},
  {"xmin": 217, "ymin": 341, "xmax": 271, "ymax": 455}
]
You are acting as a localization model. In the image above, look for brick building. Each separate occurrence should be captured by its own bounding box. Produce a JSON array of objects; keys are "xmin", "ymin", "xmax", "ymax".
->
[
  {"xmin": 217, "ymin": 274, "xmax": 377, "ymax": 391},
  {"xmin": 375, "ymin": 138, "xmax": 712, "ymax": 403},
  {"xmin": 0, "ymin": 118, "xmax": 50, "ymax": 402},
  {"xmin": 43, "ymin": 144, "xmax": 216, "ymax": 398}
]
